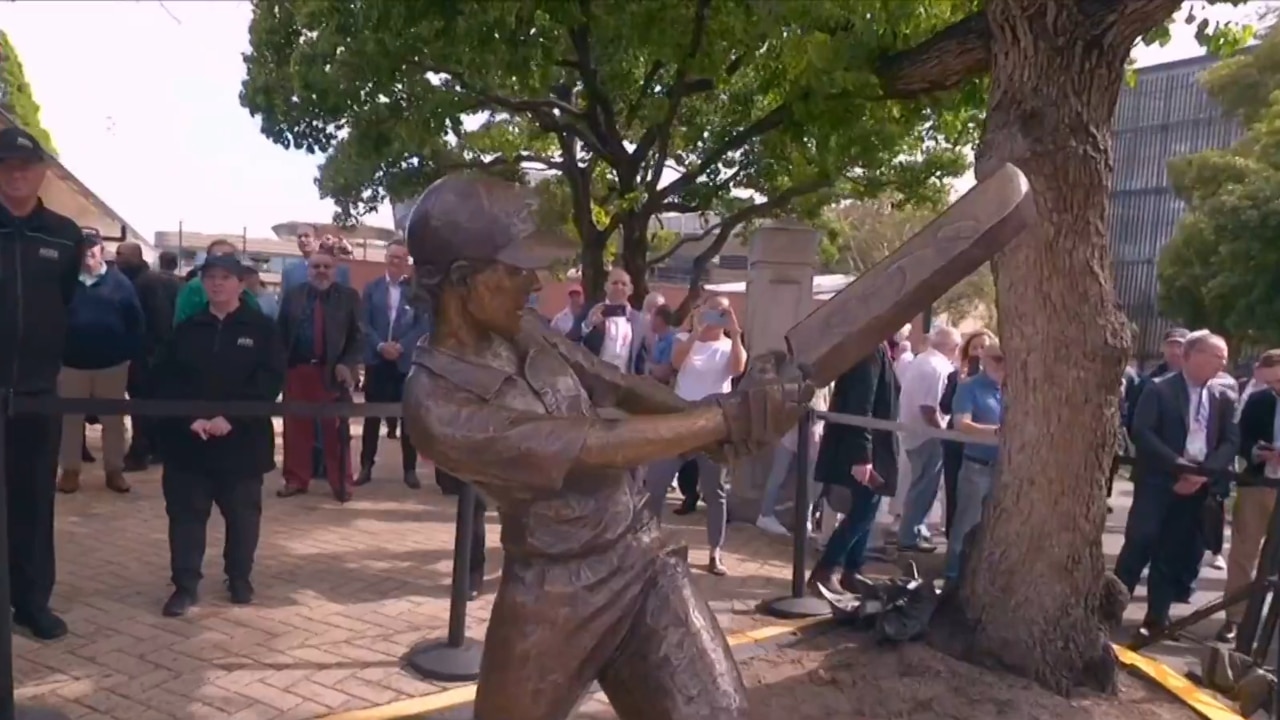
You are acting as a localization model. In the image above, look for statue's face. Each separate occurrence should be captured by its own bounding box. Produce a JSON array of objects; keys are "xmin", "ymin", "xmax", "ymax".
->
[{"xmin": 464, "ymin": 261, "xmax": 541, "ymax": 340}]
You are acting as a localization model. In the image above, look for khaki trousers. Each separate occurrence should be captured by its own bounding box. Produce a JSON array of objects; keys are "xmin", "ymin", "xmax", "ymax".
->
[
  {"xmin": 57, "ymin": 363, "xmax": 130, "ymax": 473},
  {"xmin": 1226, "ymin": 485, "xmax": 1277, "ymax": 623}
]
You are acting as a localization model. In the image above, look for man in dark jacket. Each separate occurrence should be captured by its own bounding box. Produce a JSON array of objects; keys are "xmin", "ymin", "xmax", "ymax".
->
[
  {"xmin": 57, "ymin": 232, "xmax": 144, "ymax": 495},
  {"xmin": 0, "ymin": 126, "xmax": 85, "ymax": 641},
  {"xmin": 276, "ymin": 247, "xmax": 363, "ymax": 502},
  {"xmin": 808, "ymin": 341, "xmax": 899, "ymax": 595},
  {"xmin": 115, "ymin": 241, "xmax": 183, "ymax": 470},
  {"xmin": 151, "ymin": 255, "xmax": 285, "ymax": 617}
]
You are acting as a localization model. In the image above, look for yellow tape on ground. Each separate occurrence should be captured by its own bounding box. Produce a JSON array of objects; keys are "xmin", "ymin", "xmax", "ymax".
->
[
  {"xmin": 1112, "ymin": 644, "xmax": 1245, "ymax": 720},
  {"xmin": 321, "ymin": 618, "xmax": 828, "ymax": 720}
]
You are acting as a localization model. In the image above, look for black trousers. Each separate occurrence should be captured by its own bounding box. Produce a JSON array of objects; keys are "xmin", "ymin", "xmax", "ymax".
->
[
  {"xmin": 1114, "ymin": 481, "xmax": 1205, "ymax": 620},
  {"xmin": 941, "ymin": 439, "xmax": 963, "ymax": 538},
  {"xmin": 360, "ymin": 362, "xmax": 415, "ymax": 473},
  {"xmin": 435, "ymin": 470, "xmax": 486, "ymax": 582},
  {"xmin": 163, "ymin": 468, "xmax": 263, "ymax": 592},
  {"xmin": 125, "ymin": 361, "xmax": 161, "ymax": 461},
  {"xmin": 4, "ymin": 411, "xmax": 59, "ymax": 616},
  {"xmin": 677, "ymin": 459, "xmax": 700, "ymax": 503}
]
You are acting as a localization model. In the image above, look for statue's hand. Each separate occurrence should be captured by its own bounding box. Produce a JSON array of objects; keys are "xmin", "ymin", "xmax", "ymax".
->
[{"xmin": 711, "ymin": 351, "xmax": 813, "ymax": 457}]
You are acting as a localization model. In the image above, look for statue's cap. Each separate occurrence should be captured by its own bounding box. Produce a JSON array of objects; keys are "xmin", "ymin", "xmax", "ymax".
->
[{"xmin": 405, "ymin": 173, "xmax": 576, "ymax": 277}]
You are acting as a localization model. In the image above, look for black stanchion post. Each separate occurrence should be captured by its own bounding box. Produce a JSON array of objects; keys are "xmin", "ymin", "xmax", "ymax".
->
[
  {"xmin": 405, "ymin": 481, "xmax": 484, "ymax": 681},
  {"xmin": 0, "ymin": 393, "xmax": 69, "ymax": 720},
  {"xmin": 762, "ymin": 410, "xmax": 831, "ymax": 619}
]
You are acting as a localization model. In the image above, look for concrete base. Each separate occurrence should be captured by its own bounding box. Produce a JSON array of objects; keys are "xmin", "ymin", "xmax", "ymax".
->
[
  {"xmin": 16, "ymin": 705, "xmax": 72, "ymax": 720},
  {"xmin": 761, "ymin": 595, "xmax": 832, "ymax": 620}
]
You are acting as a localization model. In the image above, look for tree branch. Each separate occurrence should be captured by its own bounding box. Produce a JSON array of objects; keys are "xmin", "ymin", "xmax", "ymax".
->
[
  {"xmin": 570, "ymin": 0, "xmax": 628, "ymax": 162},
  {"xmin": 635, "ymin": 0, "xmax": 714, "ymax": 197},
  {"xmin": 648, "ymin": 102, "xmax": 793, "ymax": 211},
  {"xmin": 875, "ymin": 13, "xmax": 990, "ymax": 100},
  {"xmin": 649, "ymin": 179, "xmax": 829, "ymax": 267}
]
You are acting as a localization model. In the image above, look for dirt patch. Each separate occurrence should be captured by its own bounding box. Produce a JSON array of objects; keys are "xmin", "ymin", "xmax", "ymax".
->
[{"xmin": 740, "ymin": 630, "xmax": 1199, "ymax": 720}]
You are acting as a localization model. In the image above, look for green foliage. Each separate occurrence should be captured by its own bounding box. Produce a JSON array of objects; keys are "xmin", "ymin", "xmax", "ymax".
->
[
  {"xmin": 816, "ymin": 197, "xmax": 995, "ymax": 326},
  {"xmin": 0, "ymin": 31, "xmax": 56, "ymax": 155},
  {"xmin": 1159, "ymin": 30, "xmax": 1280, "ymax": 345},
  {"xmin": 240, "ymin": 0, "xmax": 980, "ymax": 299}
]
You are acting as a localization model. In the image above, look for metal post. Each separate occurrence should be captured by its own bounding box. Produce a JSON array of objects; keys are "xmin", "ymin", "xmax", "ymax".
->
[
  {"xmin": 762, "ymin": 410, "xmax": 831, "ymax": 619},
  {"xmin": 0, "ymin": 394, "xmax": 69, "ymax": 720},
  {"xmin": 404, "ymin": 482, "xmax": 483, "ymax": 681},
  {"xmin": 241, "ymin": 227, "xmax": 248, "ymax": 255}
]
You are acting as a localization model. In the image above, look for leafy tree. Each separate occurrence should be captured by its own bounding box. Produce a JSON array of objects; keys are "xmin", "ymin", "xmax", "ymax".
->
[
  {"xmin": 872, "ymin": 0, "xmax": 1251, "ymax": 696},
  {"xmin": 1159, "ymin": 32, "xmax": 1280, "ymax": 346},
  {"xmin": 240, "ymin": 1, "xmax": 977, "ymax": 305},
  {"xmin": 816, "ymin": 199, "xmax": 996, "ymax": 326},
  {"xmin": 0, "ymin": 31, "xmax": 56, "ymax": 155}
]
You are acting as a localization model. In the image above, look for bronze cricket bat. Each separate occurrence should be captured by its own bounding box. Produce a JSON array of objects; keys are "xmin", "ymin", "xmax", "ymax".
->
[{"xmin": 785, "ymin": 163, "xmax": 1035, "ymax": 387}]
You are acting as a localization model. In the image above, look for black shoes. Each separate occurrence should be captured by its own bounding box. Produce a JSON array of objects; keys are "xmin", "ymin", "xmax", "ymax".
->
[
  {"xmin": 673, "ymin": 497, "xmax": 699, "ymax": 516},
  {"xmin": 354, "ymin": 466, "xmax": 373, "ymax": 487},
  {"xmin": 163, "ymin": 580, "xmax": 253, "ymax": 617},
  {"xmin": 276, "ymin": 486, "xmax": 307, "ymax": 498},
  {"xmin": 228, "ymin": 579, "xmax": 254, "ymax": 605},
  {"xmin": 13, "ymin": 608, "xmax": 68, "ymax": 640},
  {"xmin": 162, "ymin": 590, "xmax": 196, "ymax": 618},
  {"xmin": 403, "ymin": 471, "xmax": 421, "ymax": 490}
]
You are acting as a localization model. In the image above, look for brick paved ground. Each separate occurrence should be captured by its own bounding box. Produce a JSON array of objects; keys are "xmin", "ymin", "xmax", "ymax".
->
[{"xmin": 16, "ymin": 427, "xmax": 800, "ymax": 720}]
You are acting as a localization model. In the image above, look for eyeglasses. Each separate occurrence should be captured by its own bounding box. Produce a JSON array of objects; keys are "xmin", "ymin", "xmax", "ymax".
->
[{"xmin": 309, "ymin": 263, "xmax": 333, "ymax": 270}]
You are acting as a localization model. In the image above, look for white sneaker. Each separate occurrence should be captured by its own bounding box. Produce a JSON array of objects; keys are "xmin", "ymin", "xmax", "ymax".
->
[
  {"xmin": 755, "ymin": 516, "xmax": 789, "ymax": 536},
  {"xmin": 1211, "ymin": 554, "xmax": 1226, "ymax": 571}
]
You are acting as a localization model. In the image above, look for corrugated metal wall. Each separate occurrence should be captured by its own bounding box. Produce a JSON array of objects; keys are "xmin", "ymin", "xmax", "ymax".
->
[{"xmin": 1109, "ymin": 54, "xmax": 1244, "ymax": 361}]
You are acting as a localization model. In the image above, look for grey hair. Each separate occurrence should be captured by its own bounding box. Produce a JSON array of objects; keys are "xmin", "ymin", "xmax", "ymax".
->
[
  {"xmin": 1183, "ymin": 329, "xmax": 1227, "ymax": 356},
  {"xmin": 929, "ymin": 325, "xmax": 961, "ymax": 347}
]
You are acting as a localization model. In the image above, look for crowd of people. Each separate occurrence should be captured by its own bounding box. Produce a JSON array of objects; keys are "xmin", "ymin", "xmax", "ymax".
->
[{"xmin": 0, "ymin": 127, "xmax": 438, "ymax": 631}]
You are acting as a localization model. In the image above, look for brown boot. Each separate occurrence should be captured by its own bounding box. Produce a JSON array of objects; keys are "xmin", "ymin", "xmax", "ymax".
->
[
  {"xmin": 57, "ymin": 470, "xmax": 81, "ymax": 494},
  {"xmin": 105, "ymin": 471, "xmax": 131, "ymax": 494}
]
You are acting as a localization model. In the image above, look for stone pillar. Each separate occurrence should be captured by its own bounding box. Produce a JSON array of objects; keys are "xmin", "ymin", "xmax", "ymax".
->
[{"xmin": 727, "ymin": 219, "xmax": 819, "ymax": 525}]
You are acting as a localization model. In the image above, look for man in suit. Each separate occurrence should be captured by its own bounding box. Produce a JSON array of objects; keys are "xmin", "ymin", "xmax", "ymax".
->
[
  {"xmin": 357, "ymin": 240, "xmax": 428, "ymax": 489},
  {"xmin": 807, "ymin": 340, "xmax": 899, "ymax": 595},
  {"xmin": 276, "ymin": 247, "xmax": 364, "ymax": 503},
  {"xmin": 577, "ymin": 268, "xmax": 645, "ymax": 373},
  {"xmin": 280, "ymin": 225, "xmax": 352, "ymax": 292},
  {"xmin": 1216, "ymin": 349, "xmax": 1280, "ymax": 643},
  {"xmin": 1115, "ymin": 330, "xmax": 1238, "ymax": 635}
]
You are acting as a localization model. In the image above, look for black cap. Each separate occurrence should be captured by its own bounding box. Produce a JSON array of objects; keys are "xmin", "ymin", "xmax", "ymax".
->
[
  {"xmin": 199, "ymin": 254, "xmax": 246, "ymax": 278},
  {"xmin": 0, "ymin": 127, "xmax": 48, "ymax": 162},
  {"xmin": 405, "ymin": 174, "xmax": 577, "ymax": 279},
  {"xmin": 1163, "ymin": 327, "xmax": 1189, "ymax": 343}
]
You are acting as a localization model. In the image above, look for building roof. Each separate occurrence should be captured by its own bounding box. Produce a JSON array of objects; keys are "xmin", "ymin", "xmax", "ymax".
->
[{"xmin": 0, "ymin": 108, "xmax": 150, "ymax": 252}]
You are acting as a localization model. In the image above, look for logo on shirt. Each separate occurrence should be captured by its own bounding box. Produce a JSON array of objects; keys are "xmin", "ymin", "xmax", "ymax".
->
[
  {"xmin": 37, "ymin": 247, "xmax": 59, "ymax": 261},
  {"xmin": 236, "ymin": 337, "xmax": 255, "ymax": 348}
]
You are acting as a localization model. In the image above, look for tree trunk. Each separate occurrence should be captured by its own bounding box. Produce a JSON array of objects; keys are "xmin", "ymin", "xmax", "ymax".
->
[
  {"xmin": 579, "ymin": 230, "xmax": 608, "ymax": 305},
  {"xmin": 952, "ymin": 0, "xmax": 1138, "ymax": 695},
  {"xmin": 619, "ymin": 220, "xmax": 650, "ymax": 309}
]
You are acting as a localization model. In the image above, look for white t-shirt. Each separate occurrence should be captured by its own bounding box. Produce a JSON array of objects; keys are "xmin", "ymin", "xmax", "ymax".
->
[
  {"xmin": 897, "ymin": 348, "xmax": 954, "ymax": 449},
  {"xmin": 673, "ymin": 334, "xmax": 736, "ymax": 401}
]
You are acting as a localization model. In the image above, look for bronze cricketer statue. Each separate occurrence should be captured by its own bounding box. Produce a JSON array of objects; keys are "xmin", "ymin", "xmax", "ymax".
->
[
  {"xmin": 403, "ymin": 164, "xmax": 1035, "ymax": 719},
  {"xmin": 402, "ymin": 174, "xmax": 810, "ymax": 720}
]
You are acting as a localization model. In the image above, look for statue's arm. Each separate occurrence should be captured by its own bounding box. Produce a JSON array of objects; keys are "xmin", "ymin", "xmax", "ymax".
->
[
  {"xmin": 525, "ymin": 313, "xmax": 689, "ymax": 416},
  {"xmin": 406, "ymin": 379, "xmax": 726, "ymax": 490}
]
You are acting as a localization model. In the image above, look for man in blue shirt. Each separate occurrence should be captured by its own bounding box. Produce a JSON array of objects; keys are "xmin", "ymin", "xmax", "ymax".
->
[{"xmin": 944, "ymin": 339, "xmax": 1005, "ymax": 582}]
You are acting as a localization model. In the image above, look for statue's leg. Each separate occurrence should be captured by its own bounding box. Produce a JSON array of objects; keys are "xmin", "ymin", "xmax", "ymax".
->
[
  {"xmin": 474, "ymin": 562, "xmax": 644, "ymax": 720},
  {"xmin": 598, "ymin": 548, "xmax": 749, "ymax": 720}
]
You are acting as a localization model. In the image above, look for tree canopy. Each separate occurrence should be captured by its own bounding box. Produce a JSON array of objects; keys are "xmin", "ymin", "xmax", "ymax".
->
[
  {"xmin": 241, "ymin": 0, "xmax": 983, "ymax": 303},
  {"xmin": 1158, "ymin": 30, "xmax": 1280, "ymax": 346},
  {"xmin": 0, "ymin": 30, "xmax": 56, "ymax": 155}
]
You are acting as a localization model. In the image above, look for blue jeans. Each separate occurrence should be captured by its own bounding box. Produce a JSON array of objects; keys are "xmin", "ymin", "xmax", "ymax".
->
[
  {"xmin": 944, "ymin": 458, "xmax": 997, "ymax": 580},
  {"xmin": 815, "ymin": 482, "xmax": 882, "ymax": 574},
  {"xmin": 898, "ymin": 439, "xmax": 944, "ymax": 547},
  {"xmin": 759, "ymin": 445, "xmax": 818, "ymax": 520}
]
